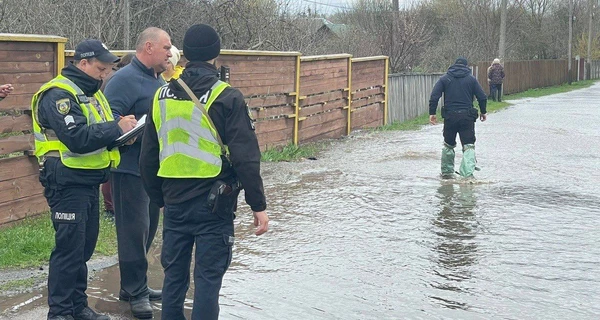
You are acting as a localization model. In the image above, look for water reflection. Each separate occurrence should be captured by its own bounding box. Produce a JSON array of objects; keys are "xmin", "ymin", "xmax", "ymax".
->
[{"xmin": 430, "ymin": 183, "xmax": 479, "ymax": 310}]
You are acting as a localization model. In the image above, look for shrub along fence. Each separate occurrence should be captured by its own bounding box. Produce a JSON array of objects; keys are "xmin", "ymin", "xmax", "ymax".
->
[{"xmin": 1, "ymin": 33, "xmax": 388, "ymax": 225}]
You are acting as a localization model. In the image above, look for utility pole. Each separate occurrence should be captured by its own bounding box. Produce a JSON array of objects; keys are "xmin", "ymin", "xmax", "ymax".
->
[
  {"xmin": 391, "ymin": 0, "xmax": 399, "ymax": 72},
  {"xmin": 586, "ymin": 0, "xmax": 594, "ymax": 79},
  {"xmin": 568, "ymin": 0, "xmax": 574, "ymax": 84},
  {"xmin": 499, "ymin": 0, "xmax": 508, "ymax": 60},
  {"xmin": 124, "ymin": 0, "xmax": 131, "ymax": 49}
]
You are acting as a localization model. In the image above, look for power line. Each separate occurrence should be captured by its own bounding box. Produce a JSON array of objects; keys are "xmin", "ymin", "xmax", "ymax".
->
[{"xmin": 297, "ymin": 0, "xmax": 353, "ymax": 11}]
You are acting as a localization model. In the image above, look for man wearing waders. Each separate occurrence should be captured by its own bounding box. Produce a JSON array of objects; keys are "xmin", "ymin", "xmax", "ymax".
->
[{"xmin": 429, "ymin": 57, "xmax": 487, "ymax": 179}]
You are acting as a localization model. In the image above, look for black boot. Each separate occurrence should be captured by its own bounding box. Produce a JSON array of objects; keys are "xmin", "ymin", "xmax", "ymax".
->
[
  {"xmin": 119, "ymin": 288, "xmax": 162, "ymax": 301},
  {"xmin": 130, "ymin": 296, "xmax": 153, "ymax": 319},
  {"xmin": 73, "ymin": 307, "xmax": 109, "ymax": 320}
]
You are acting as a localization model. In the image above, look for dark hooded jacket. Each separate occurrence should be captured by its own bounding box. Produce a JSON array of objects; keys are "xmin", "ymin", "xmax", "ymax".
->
[
  {"xmin": 429, "ymin": 64, "xmax": 487, "ymax": 115},
  {"xmin": 139, "ymin": 61, "xmax": 266, "ymax": 212}
]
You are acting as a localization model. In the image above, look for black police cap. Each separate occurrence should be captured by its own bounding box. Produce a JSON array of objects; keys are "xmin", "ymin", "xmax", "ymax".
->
[{"xmin": 74, "ymin": 39, "xmax": 120, "ymax": 63}]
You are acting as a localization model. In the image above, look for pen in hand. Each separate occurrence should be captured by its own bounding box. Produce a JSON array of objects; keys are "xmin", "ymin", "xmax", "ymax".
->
[{"xmin": 117, "ymin": 115, "xmax": 137, "ymax": 133}]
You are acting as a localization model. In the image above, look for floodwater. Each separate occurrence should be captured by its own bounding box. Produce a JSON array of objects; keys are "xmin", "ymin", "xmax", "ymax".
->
[{"xmin": 2, "ymin": 84, "xmax": 600, "ymax": 320}]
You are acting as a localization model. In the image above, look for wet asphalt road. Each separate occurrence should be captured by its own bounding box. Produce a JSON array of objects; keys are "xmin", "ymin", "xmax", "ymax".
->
[{"xmin": 1, "ymin": 84, "xmax": 599, "ymax": 319}]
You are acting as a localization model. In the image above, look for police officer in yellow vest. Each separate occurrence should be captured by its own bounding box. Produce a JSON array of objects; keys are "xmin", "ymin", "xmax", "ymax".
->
[
  {"xmin": 32, "ymin": 39, "xmax": 137, "ymax": 320},
  {"xmin": 139, "ymin": 24, "xmax": 269, "ymax": 320}
]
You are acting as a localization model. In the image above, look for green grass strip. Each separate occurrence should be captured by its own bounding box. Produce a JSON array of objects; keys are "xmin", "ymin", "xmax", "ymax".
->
[{"xmin": 0, "ymin": 212, "xmax": 117, "ymax": 269}]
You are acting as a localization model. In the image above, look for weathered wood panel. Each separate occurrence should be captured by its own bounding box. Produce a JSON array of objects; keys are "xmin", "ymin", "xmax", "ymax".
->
[
  {"xmin": 0, "ymin": 114, "xmax": 32, "ymax": 133},
  {"xmin": 351, "ymin": 103, "xmax": 384, "ymax": 130},
  {"xmin": 0, "ymin": 193, "xmax": 48, "ymax": 226},
  {"xmin": 0, "ymin": 174, "xmax": 41, "ymax": 204},
  {"xmin": 299, "ymin": 99, "xmax": 347, "ymax": 118},
  {"xmin": 387, "ymin": 73, "xmax": 443, "ymax": 124},
  {"xmin": 0, "ymin": 156, "xmax": 39, "ymax": 182},
  {"xmin": 0, "ymin": 134, "xmax": 33, "ymax": 156}
]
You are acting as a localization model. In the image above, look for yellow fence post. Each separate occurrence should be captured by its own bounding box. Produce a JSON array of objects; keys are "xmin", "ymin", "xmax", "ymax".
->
[
  {"xmin": 384, "ymin": 56, "xmax": 389, "ymax": 125},
  {"xmin": 294, "ymin": 55, "xmax": 301, "ymax": 146},
  {"xmin": 347, "ymin": 56, "xmax": 353, "ymax": 135}
]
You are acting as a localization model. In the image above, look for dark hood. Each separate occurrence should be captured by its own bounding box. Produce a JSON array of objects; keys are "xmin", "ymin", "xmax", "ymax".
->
[
  {"xmin": 168, "ymin": 61, "xmax": 219, "ymax": 98},
  {"xmin": 61, "ymin": 62, "xmax": 102, "ymax": 96},
  {"xmin": 447, "ymin": 64, "xmax": 472, "ymax": 78}
]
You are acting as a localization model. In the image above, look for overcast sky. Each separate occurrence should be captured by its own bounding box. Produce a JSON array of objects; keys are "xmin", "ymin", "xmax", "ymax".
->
[{"xmin": 295, "ymin": 0, "xmax": 421, "ymax": 14}]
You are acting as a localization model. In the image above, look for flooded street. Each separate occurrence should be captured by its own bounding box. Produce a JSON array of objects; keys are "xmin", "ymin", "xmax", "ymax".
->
[{"xmin": 2, "ymin": 84, "xmax": 600, "ymax": 319}]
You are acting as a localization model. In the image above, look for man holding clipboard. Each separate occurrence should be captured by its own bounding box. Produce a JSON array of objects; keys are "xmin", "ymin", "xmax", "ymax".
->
[{"xmin": 31, "ymin": 39, "xmax": 137, "ymax": 320}]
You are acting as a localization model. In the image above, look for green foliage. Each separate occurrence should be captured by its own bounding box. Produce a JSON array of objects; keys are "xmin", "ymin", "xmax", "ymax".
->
[{"xmin": 261, "ymin": 143, "xmax": 324, "ymax": 162}]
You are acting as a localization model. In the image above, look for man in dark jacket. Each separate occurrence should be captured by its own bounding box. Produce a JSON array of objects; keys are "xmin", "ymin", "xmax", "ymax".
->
[
  {"xmin": 429, "ymin": 57, "xmax": 488, "ymax": 179},
  {"xmin": 139, "ymin": 24, "xmax": 268, "ymax": 320},
  {"xmin": 103, "ymin": 27, "xmax": 172, "ymax": 319},
  {"xmin": 32, "ymin": 39, "xmax": 137, "ymax": 320}
]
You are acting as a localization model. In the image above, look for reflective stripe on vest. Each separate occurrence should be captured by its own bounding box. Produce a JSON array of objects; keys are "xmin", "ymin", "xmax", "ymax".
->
[
  {"xmin": 31, "ymin": 75, "xmax": 120, "ymax": 169},
  {"xmin": 153, "ymin": 80, "xmax": 230, "ymax": 178}
]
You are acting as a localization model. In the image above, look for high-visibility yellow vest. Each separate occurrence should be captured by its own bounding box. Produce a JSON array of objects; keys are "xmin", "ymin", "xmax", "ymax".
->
[
  {"xmin": 31, "ymin": 75, "xmax": 120, "ymax": 169},
  {"xmin": 153, "ymin": 80, "xmax": 229, "ymax": 178}
]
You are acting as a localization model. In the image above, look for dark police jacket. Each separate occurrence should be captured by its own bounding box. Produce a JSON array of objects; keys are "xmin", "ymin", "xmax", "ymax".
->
[
  {"xmin": 139, "ymin": 61, "xmax": 267, "ymax": 212},
  {"xmin": 37, "ymin": 63, "xmax": 122, "ymax": 187},
  {"xmin": 104, "ymin": 57, "xmax": 166, "ymax": 176},
  {"xmin": 429, "ymin": 64, "xmax": 487, "ymax": 115}
]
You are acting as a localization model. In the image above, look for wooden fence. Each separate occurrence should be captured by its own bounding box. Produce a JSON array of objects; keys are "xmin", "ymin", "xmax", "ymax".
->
[
  {"xmin": 1, "ymin": 33, "xmax": 388, "ymax": 225},
  {"xmin": 387, "ymin": 73, "xmax": 444, "ymax": 124},
  {"xmin": 0, "ymin": 34, "xmax": 67, "ymax": 225},
  {"xmin": 472, "ymin": 59, "xmax": 578, "ymax": 95}
]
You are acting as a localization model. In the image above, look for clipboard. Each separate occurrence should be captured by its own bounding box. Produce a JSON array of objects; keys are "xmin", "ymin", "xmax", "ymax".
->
[{"xmin": 112, "ymin": 114, "xmax": 146, "ymax": 148}]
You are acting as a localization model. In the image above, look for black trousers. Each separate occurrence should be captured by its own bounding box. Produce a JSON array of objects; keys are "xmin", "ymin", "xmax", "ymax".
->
[
  {"xmin": 45, "ymin": 184, "xmax": 99, "ymax": 318},
  {"xmin": 111, "ymin": 172, "xmax": 160, "ymax": 298},
  {"xmin": 489, "ymin": 83, "xmax": 502, "ymax": 101},
  {"xmin": 161, "ymin": 194, "xmax": 235, "ymax": 320},
  {"xmin": 443, "ymin": 110, "xmax": 476, "ymax": 147}
]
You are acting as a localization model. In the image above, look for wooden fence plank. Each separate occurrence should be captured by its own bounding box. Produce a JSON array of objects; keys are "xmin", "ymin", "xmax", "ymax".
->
[
  {"xmin": 0, "ymin": 114, "xmax": 32, "ymax": 133},
  {"xmin": 0, "ymin": 72, "xmax": 54, "ymax": 84},
  {"xmin": 0, "ymin": 42, "xmax": 54, "ymax": 51},
  {"xmin": 0, "ymin": 134, "xmax": 33, "ymax": 156},
  {"xmin": 299, "ymin": 99, "xmax": 347, "ymax": 118},
  {"xmin": 0, "ymin": 62, "xmax": 53, "ymax": 74},
  {"xmin": 0, "ymin": 156, "xmax": 39, "ymax": 182},
  {"xmin": 0, "ymin": 174, "xmax": 42, "ymax": 204},
  {"xmin": 0, "ymin": 51, "xmax": 54, "ymax": 62},
  {"xmin": 0, "ymin": 193, "xmax": 48, "ymax": 226}
]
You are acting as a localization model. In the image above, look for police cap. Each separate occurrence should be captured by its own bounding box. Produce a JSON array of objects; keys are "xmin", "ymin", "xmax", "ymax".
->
[{"xmin": 74, "ymin": 39, "xmax": 120, "ymax": 63}]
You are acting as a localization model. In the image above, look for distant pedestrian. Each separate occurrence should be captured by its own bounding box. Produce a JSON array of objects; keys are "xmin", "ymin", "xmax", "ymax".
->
[
  {"xmin": 487, "ymin": 58, "xmax": 505, "ymax": 102},
  {"xmin": 429, "ymin": 57, "xmax": 488, "ymax": 180}
]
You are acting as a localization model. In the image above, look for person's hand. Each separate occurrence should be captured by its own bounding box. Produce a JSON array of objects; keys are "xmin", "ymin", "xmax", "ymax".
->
[
  {"xmin": 0, "ymin": 84, "xmax": 14, "ymax": 98},
  {"xmin": 429, "ymin": 115, "xmax": 437, "ymax": 125},
  {"xmin": 253, "ymin": 210, "xmax": 269, "ymax": 236},
  {"xmin": 125, "ymin": 137, "xmax": 137, "ymax": 145},
  {"xmin": 480, "ymin": 113, "xmax": 487, "ymax": 122},
  {"xmin": 118, "ymin": 115, "xmax": 137, "ymax": 133}
]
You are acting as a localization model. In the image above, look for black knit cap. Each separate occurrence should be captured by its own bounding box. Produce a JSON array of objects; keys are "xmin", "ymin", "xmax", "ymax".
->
[
  {"xmin": 183, "ymin": 24, "xmax": 221, "ymax": 62},
  {"xmin": 455, "ymin": 57, "xmax": 468, "ymax": 66}
]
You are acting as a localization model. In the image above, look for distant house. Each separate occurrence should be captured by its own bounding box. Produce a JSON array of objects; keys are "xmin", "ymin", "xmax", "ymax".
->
[{"xmin": 298, "ymin": 18, "xmax": 349, "ymax": 44}]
